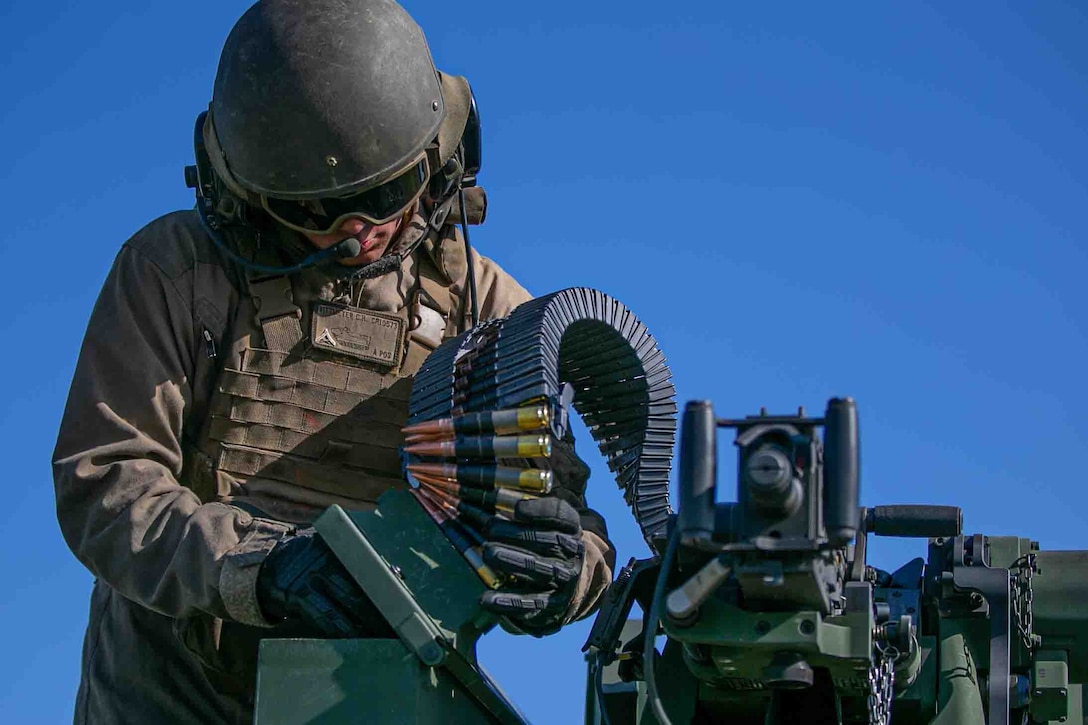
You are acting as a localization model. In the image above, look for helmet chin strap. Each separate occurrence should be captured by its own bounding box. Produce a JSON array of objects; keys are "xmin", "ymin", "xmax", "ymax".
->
[
  {"xmin": 343, "ymin": 193, "xmax": 452, "ymax": 282},
  {"xmin": 196, "ymin": 195, "xmax": 435, "ymax": 280},
  {"xmin": 197, "ymin": 200, "xmax": 361, "ymax": 276},
  {"xmin": 364, "ymin": 185, "xmax": 480, "ymax": 328},
  {"xmin": 458, "ymin": 185, "xmax": 481, "ymax": 327},
  {"xmin": 196, "ymin": 175, "xmax": 480, "ymax": 326}
]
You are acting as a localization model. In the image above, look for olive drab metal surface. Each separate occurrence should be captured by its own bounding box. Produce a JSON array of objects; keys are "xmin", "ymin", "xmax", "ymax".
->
[
  {"xmin": 583, "ymin": 399, "xmax": 1088, "ymax": 725},
  {"xmin": 254, "ymin": 491, "xmax": 528, "ymax": 725}
]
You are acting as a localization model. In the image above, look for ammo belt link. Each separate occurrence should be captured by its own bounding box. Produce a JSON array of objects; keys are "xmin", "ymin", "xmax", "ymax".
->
[{"xmin": 407, "ymin": 287, "xmax": 675, "ymax": 545}]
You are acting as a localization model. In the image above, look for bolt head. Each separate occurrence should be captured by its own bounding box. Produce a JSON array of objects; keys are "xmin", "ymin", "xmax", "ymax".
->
[{"xmin": 325, "ymin": 155, "xmax": 338, "ymax": 167}]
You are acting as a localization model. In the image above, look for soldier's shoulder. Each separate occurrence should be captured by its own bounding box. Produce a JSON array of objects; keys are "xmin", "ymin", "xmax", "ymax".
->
[
  {"xmin": 475, "ymin": 251, "xmax": 522, "ymax": 287},
  {"xmin": 474, "ymin": 251, "xmax": 533, "ymax": 314},
  {"xmin": 124, "ymin": 209, "xmax": 225, "ymax": 281}
]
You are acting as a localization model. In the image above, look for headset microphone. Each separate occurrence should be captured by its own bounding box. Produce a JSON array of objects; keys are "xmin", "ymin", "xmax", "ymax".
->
[
  {"xmin": 335, "ymin": 237, "xmax": 362, "ymax": 259},
  {"xmin": 197, "ymin": 202, "xmax": 364, "ymax": 276}
]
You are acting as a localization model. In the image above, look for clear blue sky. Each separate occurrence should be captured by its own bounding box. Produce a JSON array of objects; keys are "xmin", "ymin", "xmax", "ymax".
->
[{"xmin": 2, "ymin": 1, "xmax": 1086, "ymax": 723}]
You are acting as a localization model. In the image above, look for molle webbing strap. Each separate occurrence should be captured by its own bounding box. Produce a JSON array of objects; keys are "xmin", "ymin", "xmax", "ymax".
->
[
  {"xmin": 208, "ymin": 417, "xmax": 401, "ymax": 460},
  {"xmin": 239, "ymin": 348, "xmax": 389, "ymax": 397},
  {"xmin": 247, "ymin": 275, "xmax": 305, "ymax": 351},
  {"xmin": 218, "ymin": 399, "xmax": 405, "ymax": 448},
  {"xmin": 216, "ymin": 443, "xmax": 404, "ymax": 498},
  {"xmin": 407, "ymin": 287, "xmax": 676, "ymax": 546},
  {"xmin": 218, "ymin": 369, "xmax": 407, "ymax": 418}
]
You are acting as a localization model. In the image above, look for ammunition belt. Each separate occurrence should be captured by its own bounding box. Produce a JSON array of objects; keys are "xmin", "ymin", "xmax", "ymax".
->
[{"xmin": 408, "ymin": 287, "xmax": 675, "ymax": 545}]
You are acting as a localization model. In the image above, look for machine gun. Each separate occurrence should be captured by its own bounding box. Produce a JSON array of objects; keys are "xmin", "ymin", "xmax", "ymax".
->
[
  {"xmin": 584, "ymin": 398, "xmax": 1088, "ymax": 725},
  {"xmin": 247, "ymin": 393, "xmax": 1087, "ymax": 724}
]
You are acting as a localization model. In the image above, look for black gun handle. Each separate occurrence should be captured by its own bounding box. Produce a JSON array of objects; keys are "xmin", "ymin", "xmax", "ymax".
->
[
  {"xmin": 867, "ymin": 505, "xmax": 962, "ymax": 538},
  {"xmin": 678, "ymin": 401, "xmax": 716, "ymax": 544},
  {"xmin": 824, "ymin": 397, "xmax": 860, "ymax": 546}
]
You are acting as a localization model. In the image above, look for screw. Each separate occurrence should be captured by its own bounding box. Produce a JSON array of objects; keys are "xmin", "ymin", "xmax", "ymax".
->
[
  {"xmin": 799, "ymin": 619, "xmax": 816, "ymax": 636},
  {"xmin": 432, "ymin": 100, "xmax": 440, "ymax": 111},
  {"xmin": 325, "ymin": 155, "xmax": 338, "ymax": 167},
  {"xmin": 1060, "ymin": 688, "xmax": 1067, "ymax": 697},
  {"xmin": 1035, "ymin": 689, "xmax": 1044, "ymax": 696}
]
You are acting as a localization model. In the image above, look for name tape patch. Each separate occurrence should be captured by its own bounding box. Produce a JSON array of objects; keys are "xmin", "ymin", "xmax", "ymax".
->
[{"xmin": 312, "ymin": 303, "xmax": 405, "ymax": 366}]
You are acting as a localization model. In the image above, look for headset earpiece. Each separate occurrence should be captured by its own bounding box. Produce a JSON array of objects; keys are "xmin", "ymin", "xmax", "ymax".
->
[
  {"xmin": 185, "ymin": 111, "xmax": 218, "ymax": 204},
  {"xmin": 461, "ymin": 88, "xmax": 481, "ymax": 187}
]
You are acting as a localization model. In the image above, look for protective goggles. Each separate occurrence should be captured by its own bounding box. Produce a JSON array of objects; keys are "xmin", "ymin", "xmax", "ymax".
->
[{"xmin": 261, "ymin": 154, "xmax": 429, "ymax": 235}]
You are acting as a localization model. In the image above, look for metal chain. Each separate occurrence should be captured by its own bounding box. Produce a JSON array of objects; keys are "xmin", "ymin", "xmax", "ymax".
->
[
  {"xmin": 867, "ymin": 643, "xmax": 898, "ymax": 725},
  {"xmin": 1012, "ymin": 553, "xmax": 1039, "ymax": 652}
]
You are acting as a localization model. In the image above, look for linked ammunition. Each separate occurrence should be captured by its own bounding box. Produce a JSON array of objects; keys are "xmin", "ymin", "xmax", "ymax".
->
[
  {"xmin": 406, "ymin": 463, "xmax": 553, "ymax": 494},
  {"xmin": 401, "ymin": 405, "xmax": 551, "ymax": 438},
  {"xmin": 405, "ymin": 287, "xmax": 679, "ymax": 547},
  {"xmin": 417, "ymin": 488, "xmax": 486, "ymax": 547},
  {"xmin": 451, "ymin": 382, "xmax": 554, "ymax": 412},
  {"xmin": 403, "ymin": 434, "xmax": 552, "ymax": 460},
  {"xmin": 417, "ymin": 477, "xmax": 536, "ymax": 513},
  {"xmin": 410, "ymin": 489, "xmax": 501, "ymax": 589},
  {"xmin": 422, "ymin": 486, "xmax": 496, "ymax": 534}
]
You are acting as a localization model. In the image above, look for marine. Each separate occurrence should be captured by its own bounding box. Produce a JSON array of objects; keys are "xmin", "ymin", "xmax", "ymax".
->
[{"xmin": 52, "ymin": 1, "xmax": 615, "ymax": 722}]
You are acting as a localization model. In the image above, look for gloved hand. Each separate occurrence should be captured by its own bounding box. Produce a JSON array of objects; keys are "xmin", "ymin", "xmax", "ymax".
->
[
  {"xmin": 256, "ymin": 529, "xmax": 393, "ymax": 638},
  {"xmin": 479, "ymin": 496, "xmax": 585, "ymax": 635}
]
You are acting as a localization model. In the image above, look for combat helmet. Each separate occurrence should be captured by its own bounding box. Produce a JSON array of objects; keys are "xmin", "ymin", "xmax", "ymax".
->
[{"xmin": 204, "ymin": 0, "xmax": 446, "ymax": 235}]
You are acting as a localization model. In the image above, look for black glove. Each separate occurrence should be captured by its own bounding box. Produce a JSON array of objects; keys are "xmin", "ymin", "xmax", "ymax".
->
[
  {"xmin": 256, "ymin": 529, "xmax": 394, "ymax": 638},
  {"xmin": 479, "ymin": 496, "xmax": 585, "ymax": 635}
]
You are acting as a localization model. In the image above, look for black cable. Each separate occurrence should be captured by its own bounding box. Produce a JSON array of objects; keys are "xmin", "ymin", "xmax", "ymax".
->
[
  {"xmin": 196, "ymin": 202, "xmax": 360, "ymax": 277},
  {"xmin": 644, "ymin": 525, "xmax": 681, "ymax": 725},
  {"xmin": 457, "ymin": 186, "xmax": 481, "ymax": 327}
]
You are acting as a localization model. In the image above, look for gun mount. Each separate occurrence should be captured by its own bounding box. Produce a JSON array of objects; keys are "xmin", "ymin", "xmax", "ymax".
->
[{"xmin": 584, "ymin": 399, "xmax": 1088, "ymax": 725}]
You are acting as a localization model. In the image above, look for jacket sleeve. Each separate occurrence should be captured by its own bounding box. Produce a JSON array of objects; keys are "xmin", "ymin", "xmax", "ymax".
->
[
  {"xmin": 474, "ymin": 254, "xmax": 618, "ymax": 622},
  {"xmin": 53, "ymin": 222, "xmax": 290, "ymax": 627}
]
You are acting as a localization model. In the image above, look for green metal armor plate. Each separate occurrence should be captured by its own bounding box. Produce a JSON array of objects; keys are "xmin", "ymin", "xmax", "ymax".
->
[{"xmin": 254, "ymin": 490, "xmax": 528, "ymax": 725}]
